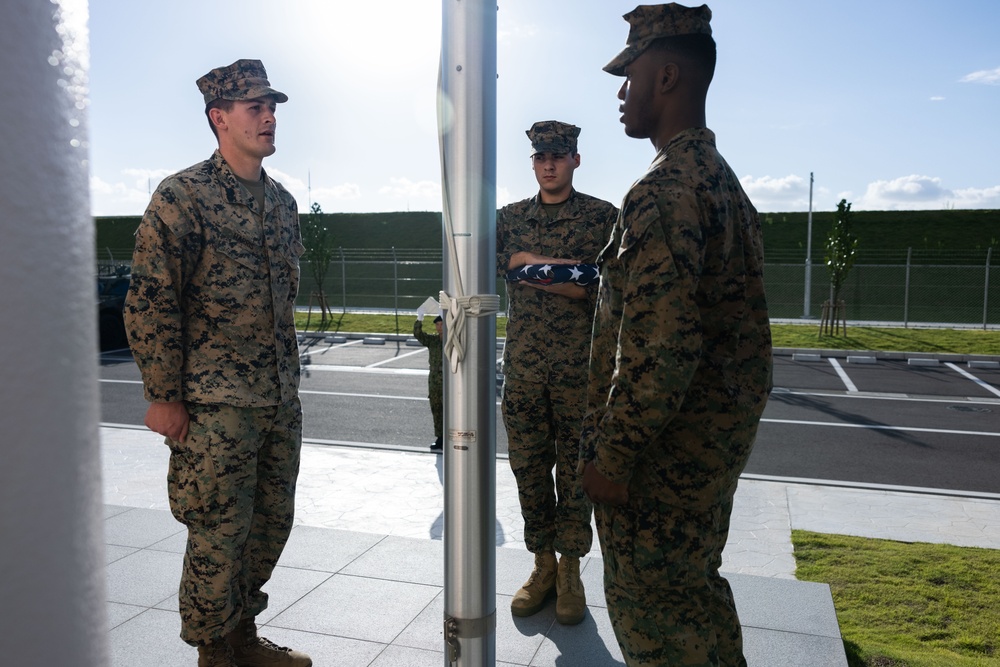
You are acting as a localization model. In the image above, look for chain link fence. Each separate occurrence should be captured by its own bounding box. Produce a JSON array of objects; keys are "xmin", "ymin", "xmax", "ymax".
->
[
  {"xmin": 766, "ymin": 248, "xmax": 999, "ymax": 327},
  {"xmin": 99, "ymin": 246, "xmax": 1000, "ymax": 328}
]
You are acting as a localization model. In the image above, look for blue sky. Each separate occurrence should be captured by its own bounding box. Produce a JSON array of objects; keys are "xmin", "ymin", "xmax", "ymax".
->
[{"xmin": 86, "ymin": 0, "xmax": 999, "ymax": 216}]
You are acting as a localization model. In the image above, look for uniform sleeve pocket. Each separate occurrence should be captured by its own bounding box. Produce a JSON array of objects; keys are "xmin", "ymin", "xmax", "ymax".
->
[{"xmin": 617, "ymin": 197, "xmax": 661, "ymax": 259}]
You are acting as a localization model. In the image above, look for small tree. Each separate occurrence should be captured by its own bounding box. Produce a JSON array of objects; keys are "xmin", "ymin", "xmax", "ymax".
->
[
  {"xmin": 821, "ymin": 199, "xmax": 858, "ymax": 336},
  {"xmin": 300, "ymin": 202, "xmax": 337, "ymax": 328}
]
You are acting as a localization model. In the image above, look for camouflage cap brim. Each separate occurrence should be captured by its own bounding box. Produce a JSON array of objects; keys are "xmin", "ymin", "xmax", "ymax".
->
[
  {"xmin": 603, "ymin": 40, "xmax": 655, "ymax": 77},
  {"xmin": 529, "ymin": 140, "xmax": 577, "ymax": 156},
  {"xmin": 238, "ymin": 84, "xmax": 289, "ymax": 104}
]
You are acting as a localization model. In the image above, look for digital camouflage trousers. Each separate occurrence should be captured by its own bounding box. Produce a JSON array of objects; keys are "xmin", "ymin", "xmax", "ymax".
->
[
  {"xmin": 165, "ymin": 398, "xmax": 303, "ymax": 646},
  {"xmin": 502, "ymin": 376, "xmax": 593, "ymax": 557},
  {"xmin": 595, "ymin": 490, "xmax": 745, "ymax": 666}
]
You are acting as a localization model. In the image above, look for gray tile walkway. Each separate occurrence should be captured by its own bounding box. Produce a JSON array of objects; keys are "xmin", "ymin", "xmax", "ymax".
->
[{"xmin": 99, "ymin": 424, "xmax": 1000, "ymax": 665}]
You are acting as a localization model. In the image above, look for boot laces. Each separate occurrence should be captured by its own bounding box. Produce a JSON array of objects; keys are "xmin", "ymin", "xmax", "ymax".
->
[
  {"xmin": 560, "ymin": 559, "xmax": 582, "ymax": 595},
  {"xmin": 527, "ymin": 553, "xmax": 552, "ymax": 586},
  {"xmin": 255, "ymin": 636, "xmax": 292, "ymax": 654}
]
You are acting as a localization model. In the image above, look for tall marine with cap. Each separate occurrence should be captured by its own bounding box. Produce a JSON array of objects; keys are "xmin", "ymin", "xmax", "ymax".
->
[
  {"xmin": 579, "ymin": 4, "xmax": 773, "ymax": 665},
  {"xmin": 125, "ymin": 59, "xmax": 313, "ymax": 667}
]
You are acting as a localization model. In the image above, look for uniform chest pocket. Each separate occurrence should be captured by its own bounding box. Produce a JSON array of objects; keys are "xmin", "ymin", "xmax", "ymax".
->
[
  {"xmin": 198, "ymin": 233, "xmax": 269, "ymax": 319},
  {"xmin": 213, "ymin": 232, "xmax": 266, "ymax": 272}
]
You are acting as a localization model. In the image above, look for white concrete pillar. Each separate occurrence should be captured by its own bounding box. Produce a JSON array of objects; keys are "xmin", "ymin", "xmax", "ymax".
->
[{"xmin": 0, "ymin": 1, "xmax": 109, "ymax": 665}]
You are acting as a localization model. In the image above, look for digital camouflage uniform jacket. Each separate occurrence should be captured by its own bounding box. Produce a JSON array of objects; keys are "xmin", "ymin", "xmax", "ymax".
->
[
  {"xmin": 497, "ymin": 190, "xmax": 617, "ymax": 384},
  {"xmin": 125, "ymin": 150, "xmax": 304, "ymax": 408},
  {"xmin": 580, "ymin": 128, "xmax": 773, "ymax": 511},
  {"xmin": 413, "ymin": 320, "xmax": 443, "ymax": 388}
]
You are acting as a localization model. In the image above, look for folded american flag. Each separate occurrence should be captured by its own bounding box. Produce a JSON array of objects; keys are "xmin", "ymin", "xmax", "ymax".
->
[{"xmin": 505, "ymin": 263, "xmax": 600, "ymax": 286}]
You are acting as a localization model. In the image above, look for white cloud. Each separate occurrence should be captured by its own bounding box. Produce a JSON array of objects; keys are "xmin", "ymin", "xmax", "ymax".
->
[
  {"xmin": 950, "ymin": 184, "xmax": 1000, "ymax": 208},
  {"xmin": 960, "ymin": 66, "xmax": 1000, "ymax": 85},
  {"xmin": 324, "ymin": 184, "xmax": 363, "ymax": 200},
  {"xmin": 740, "ymin": 174, "xmax": 811, "ymax": 210},
  {"xmin": 496, "ymin": 186, "xmax": 512, "ymax": 207},
  {"xmin": 498, "ymin": 20, "xmax": 539, "ymax": 44},
  {"xmin": 930, "ymin": 96, "xmax": 945, "ymax": 101},
  {"xmin": 264, "ymin": 168, "xmax": 305, "ymax": 192},
  {"xmin": 256, "ymin": 168, "xmax": 362, "ymax": 211},
  {"xmin": 306, "ymin": 184, "xmax": 364, "ymax": 212},
  {"xmin": 856, "ymin": 175, "xmax": 1000, "ymax": 210},
  {"xmin": 90, "ymin": 173, "xmax": 158, "ymax": 216},
  {"xmin": 121, "ymin": 167, "xmax": 175, "ymax": 192},
  {"xmin": 378, "ymin": 177, "xmax": 441, "ymax": 202}
]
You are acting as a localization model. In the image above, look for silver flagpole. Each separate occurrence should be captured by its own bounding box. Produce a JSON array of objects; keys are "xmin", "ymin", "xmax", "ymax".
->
[{"xmin": 438, "ymin": 1, "xmax": 497, "ymax": 666}]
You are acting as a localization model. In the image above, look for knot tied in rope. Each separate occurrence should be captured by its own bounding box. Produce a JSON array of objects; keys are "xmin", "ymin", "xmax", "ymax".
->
[{"xmin": 439, "ymin": 291, "xmax": 501, "ymax": 373}]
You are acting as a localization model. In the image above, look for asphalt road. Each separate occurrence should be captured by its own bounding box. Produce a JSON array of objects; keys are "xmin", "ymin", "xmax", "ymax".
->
[{"xmin": 100, "ymin": 337, "xmax": 1000, "ymax": 495}]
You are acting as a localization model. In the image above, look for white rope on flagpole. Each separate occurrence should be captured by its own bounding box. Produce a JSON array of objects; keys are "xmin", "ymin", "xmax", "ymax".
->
[
  {"xmin": 439, "ymin": 291, "xmax": 499, "ymax": 373},
  {"xmin": 437, "ymin": 59, "xmax": 499, "ymax": 376}
]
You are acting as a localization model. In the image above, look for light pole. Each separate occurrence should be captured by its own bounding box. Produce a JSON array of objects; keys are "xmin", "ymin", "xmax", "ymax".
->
[{"xmin": 803, "ymin": 172, "xmax": 814, "ymax": 318}]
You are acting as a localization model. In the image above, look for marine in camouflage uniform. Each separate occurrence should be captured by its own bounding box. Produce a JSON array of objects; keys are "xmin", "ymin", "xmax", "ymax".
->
[
  {"xmin": 412, "ymin": 317, "xmax": 444, "ymax": 448},
  {"xmin": 498, "ymin": 121, "xmax": 617, "ymax": 624},
  {"xmin": 580, "ymin": 5, "xmax": 772, "ymax": 665},
  {"xmin": 124, "ymin": 60, "xmax": 311, "ymax": 666}
]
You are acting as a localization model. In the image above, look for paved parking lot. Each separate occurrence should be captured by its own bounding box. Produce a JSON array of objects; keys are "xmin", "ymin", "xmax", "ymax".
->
[
  {"xmin": 97, "ymin": 336, "xmax": 1000, "ymax": 667},
  {"xmin": 100, "ymin": 335, "xmax": 1000, "ymax": 495}
]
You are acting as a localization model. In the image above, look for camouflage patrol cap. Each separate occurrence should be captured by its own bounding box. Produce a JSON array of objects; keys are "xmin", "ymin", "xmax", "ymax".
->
[
  {"xmin": 604, "ymin": 3, "xmax": 713, "ymax": 76},
  {"xmin": 196, "ymin": 59, "xmax": 288, "ymax": 105},
  {"xmin": 526, "ymin": 120, "xmax": 581, "ymax": 156}
]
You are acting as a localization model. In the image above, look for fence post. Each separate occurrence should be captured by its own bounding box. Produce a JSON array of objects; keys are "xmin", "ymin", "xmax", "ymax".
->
[
  {"xmin": 392, "ymin": 246, "xmax": 399, "ymax": 334},
  {"xmin": 339, "ymin": 247, "xmax": 346, "ymax": 313},
  {"xmin": 983, "ymin": 247, "xmax": 992, "ymax": 330},
  {"xmin": 903, "ymin": 247, "xmax": 911, "ymax": 328}
]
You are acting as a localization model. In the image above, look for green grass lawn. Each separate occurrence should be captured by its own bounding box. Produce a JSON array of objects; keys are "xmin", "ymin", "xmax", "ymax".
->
[
  {"xmin": 793, "ymin": 531, "xmax": 1000, "ymax": 667},
  {"xmin": 296, "ymin": 313, "xmax": 1000, "ymax": 357},
  {"xmin": 771, "ymin": 323, "xmax": 1000, "ymax": 355}
]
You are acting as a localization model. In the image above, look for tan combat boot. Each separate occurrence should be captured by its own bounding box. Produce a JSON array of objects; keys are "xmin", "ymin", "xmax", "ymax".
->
[
  {"xmin": 555, "ymin": 555, "xmax": 586, "ymax": 625},
  {"xmin": 225, "ymin": 618, "xmax": 313, "ymax": 666},
  {"xmin": 510, "ymin": 550, "xmax": 557, "ymax": 617},
  {"xmin": 198, "ymin": 638, "xmax": 238, "ymax": 667}
]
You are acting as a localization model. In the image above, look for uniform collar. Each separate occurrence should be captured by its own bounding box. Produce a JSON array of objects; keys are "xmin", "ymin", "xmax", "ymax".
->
[
  {"xmin": 528, "ymin": 188, "xmax": 581, "ymax": 222},
  {"xmin": 211, "ymin": 149, "xmax": 277, "ymax": 214},
  {"xmin": 652, "ymin": 127, "xmax": 716, "ymax": 168}
]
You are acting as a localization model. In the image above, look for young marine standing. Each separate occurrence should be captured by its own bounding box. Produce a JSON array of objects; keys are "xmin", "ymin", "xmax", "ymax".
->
[
  {"xmin": 497, "ymin": 121, "xmax": 617, "ymax": 625},
  {"xmin": 413, "ymin": 314, "xmax": 445, "ymax": 451},
  {"xmin": 581, "ymin": 5, "xmax": 773, "ymax": 665},
  {"xmin": 124, "ymin": 60, "xmax": 311, "ymax": 667}
]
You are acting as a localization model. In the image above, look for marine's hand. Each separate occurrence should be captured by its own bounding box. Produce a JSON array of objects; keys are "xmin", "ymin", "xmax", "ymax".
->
[
  {"xmin": 145, "ymin": 401, "xmax": 190, "ymax": 443},
  {"xmin": 582, "ymin": 461, "xmax": 629, "ymax": 506}
]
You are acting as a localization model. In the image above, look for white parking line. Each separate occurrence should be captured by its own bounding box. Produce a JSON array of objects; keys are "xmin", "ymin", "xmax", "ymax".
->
[
  {"xmin": 304, "ymin": 364, "xmax": 427, "ymax": 376},
  {"xmin": 945, "ymin": 362, "xmax": 1000, "ymax": 399},
  {"xmin": 772, "ymin": 388, "xmax": 1000, "ymax": 405},
  {"xmin": 827, "ymin": 357, "xmax": 858, "ymax": 392},
  {"xmin": 299, "ymin": 338, "xmax": 364, "ymax": 357},
  {"xmin": 762, "ymin": 417, "xmax": 1000, "ymax": 438},
  {"xmin": 367, "ymin": 348, "xmax": 426, "ymax": 368},
  {"xmin": 300, "ymin": 389, "xmax": 426, "ymax": 401}
]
